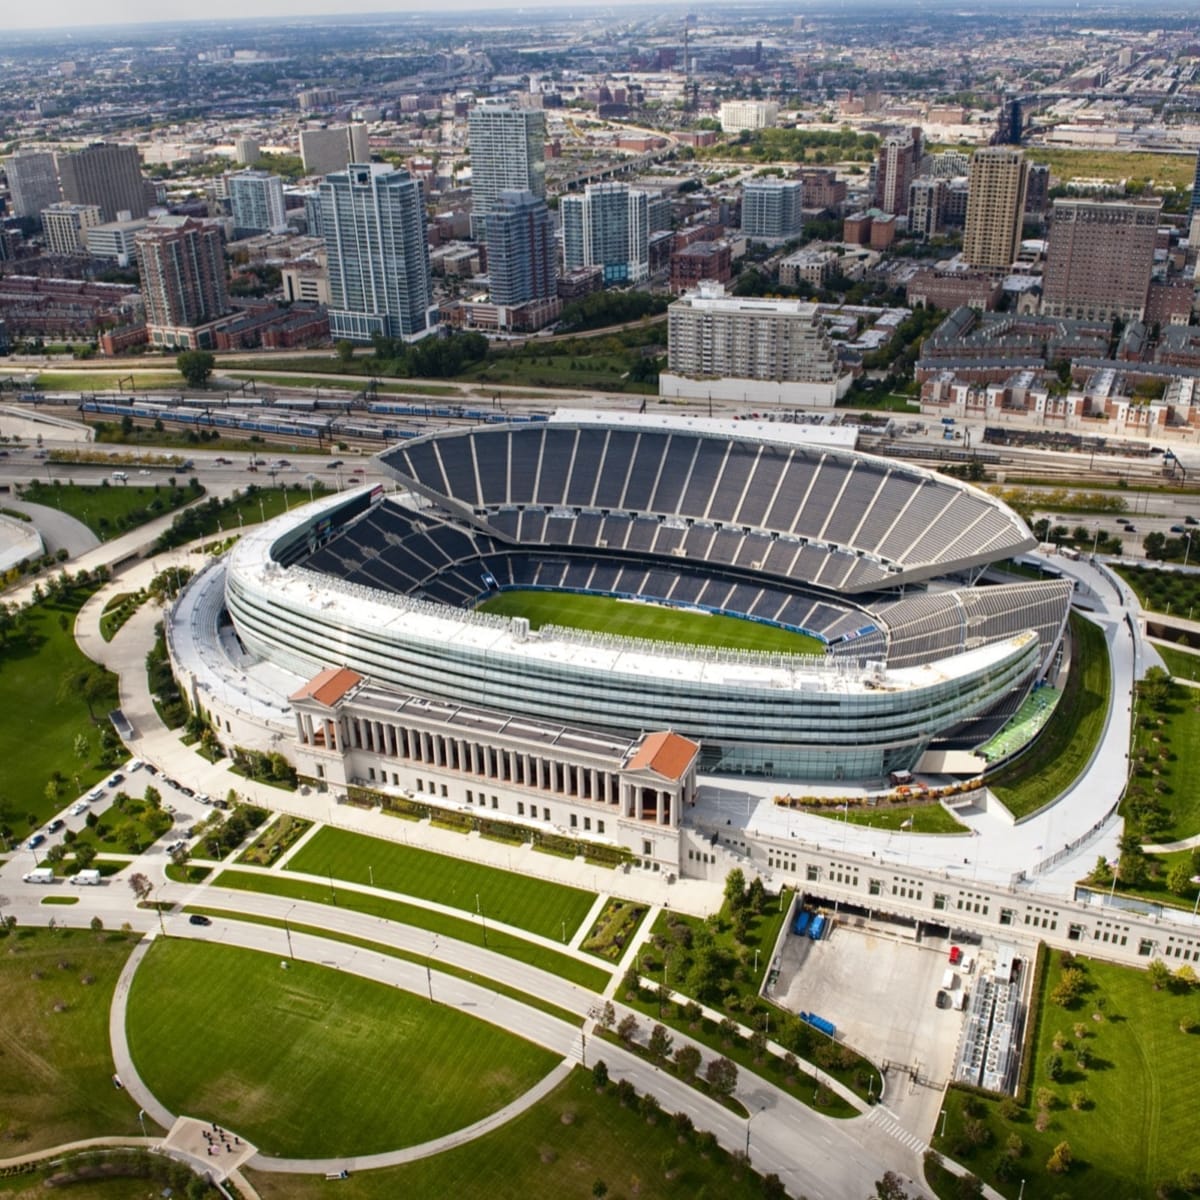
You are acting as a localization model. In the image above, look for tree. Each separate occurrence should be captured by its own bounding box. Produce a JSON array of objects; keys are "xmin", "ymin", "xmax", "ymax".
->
[
  {"xmin": 176, "ymin": 350, "xmax": 215, "ymax": 388},
  {"xmin": 599, "ymin": 1000, "xmax": 615, "ymax": 1031},
  {"xmin": 90, "ymin": 916, "xmax": 103, "ymax": 932},
  {"xmin": 704, "ymin": 1055, "xmax": 738, "ymax": 1096},
  {"xmin": 1175, "ymin": 964, "xmax": 1197, "ymax": 989},
  {"xmin": 648, "ymin": 1023, "xmax": 673, "ymax": 1062},
  {"xmin": 1167, "ymin": 861, "xmax": 1194, "ymax": 897},
  {"xmin": 1047, "ymin": 1140, "xmax": 1073, "ymax": 1174},
  {"xmin": 617, "ymin": 1013, "xmax": 639, "ymax": 1044},
  {"xmin": 723, "ymin": 868, "xmax": 747, "ymax": 913},
  {"xmin": 73, "ymin": 733, "xmax": 90, "ymax": 762},
  {"xmin": 873, "ymin": 1171, "xmax": 911, "ymax": 1200},
  {"xmin": 1147, "ymin": 959, "xmax": 1172, "ymax": 991},
  {"xmin": 128, "ymin": 872, "xmax": 153, "ymax": 903},
  {"xmin": 591, "ymin": 1182, "xmax": 608, "ymax": 1199},
  {"xmin": 335, "ymin": 339, "xmax": 355, "ymax": 364},
  {"xmin": 1050, "ymin": 966, "xmax": 1086, "ymax": 1006},
  {"xmin": 74, "ymin": 844, "xmax": 97, "ymax": 870},
  {"xmin": 591, "ymin": 1060, "xmax": 609, "ymax": 1090},
  {"xmin": 674, "ymin": 1043, "xmax": 701, "ymax": 1081}
]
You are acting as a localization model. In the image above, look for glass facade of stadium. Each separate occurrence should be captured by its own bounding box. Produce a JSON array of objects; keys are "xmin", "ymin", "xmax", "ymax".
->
[{"xmin": 226, "ymin": 561, "xmax": 1040, "ymax": 781}]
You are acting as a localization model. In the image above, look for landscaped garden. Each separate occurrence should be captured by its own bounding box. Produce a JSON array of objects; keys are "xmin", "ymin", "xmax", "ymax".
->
[
  {"xmin": 987, "ymin": 614, "xmax": 1111, "ymax": 819},
  {"xmin": 285, "ymin": 827, "xmax": 597, "ymax": 942},
  {"xmin": 152, "ymin": 483, "xmax": 329, "ymax": 552},
  {"xmin": 581, "ymin": 898, "xmax": 648, "ymax": 962},
  {"xmin": 17, "ymin": 479, "xmax": 204, "ymax": 542},
  {"xmin": 0, "ymin": 927, "xmax": 147, "ymax": 1151},
  {"xmin": 1116, "ymin": 563, "xmax": 1200, "ymax": 617},
  {"xmin": 931, "ymin": 950, "xmax": 1200, "ymax": 1198},
  {"xmin": 124, "ymin": 939, "xmax": 558, "ymax": 1158},
  {"xmin": 0, "ymin": 577, "xmax": 121, "ymax": 835},
  {"xmin": 66, "ymin": 788, "xmax": 173, "ymax": 858},
  {"xmin": 237, "ymin": 813, "xmax": 313, "ymax": 866}
]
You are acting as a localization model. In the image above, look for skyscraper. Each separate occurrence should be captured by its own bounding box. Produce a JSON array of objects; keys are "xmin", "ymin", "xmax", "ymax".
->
[
  {"xmin": 467, "ymin": 104, "xmax": 545, "ymax": 239},
  {"xmin": 1189, "ymin": 150, "xmax": 1200, "ymax": 222},
  {"xmin": 962, "ymin": 147, "xmax": 1028, "ymax": 270},
  {"xmin": 1041, "ymin": 199, "xmax": 1159, "ymax": 323},
  {"xmin": 135, "ymin": 217, "xmax": 231, "ymax": 349},
  {"xmin": 5, "ymin": 150, "xmax": 61, "ymax": 222},
  {"xmin": 299, "ymin": 125, "xmax": 370, "ymax": 177},
  {"xmin": 320, "ymin": 163, "xmax": 433, "ymax": 343},
  {"xmin": 228, "ymin": 170, "xmax": 288, "ymax": 237},
  {"xmin": 486, "ymin": 190, "xmax": 556, "ymax": 306},
  {"xmin": 561, "ymin": 182, "xmax": 649, "ymax": 285},
  {"xmin": 873, "ymin": 128, "xmax": 922, "ymax": 216},
  {"xmin": 57, "ymin": 143, "xmax": 148, "ymax": 222},
  {"xmin": 996, "ymin": 98, "xmax": 1023, "ymax": 146},
  {"xmin": 907, "ymin": 179, "xmax": 946, "ymax": 241},
  {"xmin": 741, "ymin": 178, "xmax": 804, "ymax": 241}
]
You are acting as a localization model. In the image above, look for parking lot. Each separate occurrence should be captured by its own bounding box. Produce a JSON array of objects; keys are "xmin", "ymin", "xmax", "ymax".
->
[{"xmin": 770, "ymin": 915, "xmax": 968, "ymax": 1089}]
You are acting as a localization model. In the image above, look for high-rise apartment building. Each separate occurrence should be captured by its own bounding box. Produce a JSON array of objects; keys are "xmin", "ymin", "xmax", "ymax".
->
[
  {"xmin": 467, "ymin": 104, "xmax": 545, "ymax": 240},
  {"xmin": 1189, "ymin": 150, "xmax": 1200, "ymax": 222},
  {"xmin": 874, "ymin": 128, "xmax": 922, "ymax": 216},
  {"xmin": 136, "ymin": 216, "xmax": 231, "ymax": 349},
  {"xmin": 907, "ymin": 179, "xmax": 946, "ymax": 240},
  {"xmin": 962, "ymin": 148, "xmax": 1028, "ymax": 270},
  {"xmin": 320, "ymin": 163, "xmax": 433, "ymax": 343},
  {"xmin": 57, "ymin": 143, "xmax": 148, "ymax": 222},
  {"xmin": 1041, "ymin": 199, "xmax": 1160, "ymax": 323},
  {"xmin": 486, "ymin": 190, "xmax": 556, "ymax": 306},
  {"xmin": 561, "ymin": 182, "xmax": 649, "ymax": 285},
  {"xmin": 718, "ymin": 101, "xmax": 779, "ymax": 133},
  {"xmin": 5, "ymin": 150, "xmax": 61, "ymax": 222},
  {"xmin": 228, "ymin": 170, "xmax": 288, "ymax": 236},
  {"xmin": 299, "ymin": 125, "xmax": 370, "ymax": 177},
  {"xmin": 996, "ymin": 98, "xmax": 1023, "ymax": 146},
  {"xmin": 234, "ymin": 136, "xmax": 260, "ymax": 166},
  {"xmin": 86, "ymin": 217, "xmax": 148, "ymax": 267},
  {"xmin": 41, "ymin": 202, "xmax": 102, "ymax": 255},
  {"xmin": 741, "ymin": 178, "xmax": 804, "ymax": 241}
]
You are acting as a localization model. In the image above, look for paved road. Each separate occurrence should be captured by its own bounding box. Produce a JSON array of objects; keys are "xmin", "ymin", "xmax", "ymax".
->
[{"xmin": 3, "ymin": 499, "xmax": 99, "ymax": 557}]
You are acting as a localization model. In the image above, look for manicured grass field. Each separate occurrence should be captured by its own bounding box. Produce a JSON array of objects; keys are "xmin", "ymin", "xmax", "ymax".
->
[
  {"xmin": 477, "ymin": 590, "xmax": 826, "ymax": 656},
  {"xmin": 125, "ymin": 939, "xmax": 557, "ymax": 1158},
  {"xmin": 0, "ymin": 928, "xmax": 146, "ymax": 1150},
  {"xmin": 934, "ymin": 952, "xmax": 1200, "ymax": 1198},
  {"xmin": 243, "ymin": 1067, "xmax": 776, "ymax": 1200},
  {"xmin": 988, "ymin": 614, "xmax": 1111, "ymax": 819},
  {"xmin": 1153, "ymin": 642, "xmax": 1200, "ymax": 683},
  {"xmin": 1128, "ymin": 677, "xmax": 1200, "ymax": 842},
  {"xmin": 18, "ymin": 480, "xmax": 203, "ymax": 541},
  {"xmin": 286, "ymin": 827, "xmax": 596, "ymax": 942},
  {"xmin": 213, "ymin": 869, "xmax": 609, "ymax": 990},
  {"xmin": 0, "ymin": 590, "xmax": 118, "ymax": 833},
  {"xmin": 830, "ymin": 802, "xmax": 968, "ymax": 834},
  {"xmin": 33, "ymin": 370, "xmax": 184, "ymax": 393}
]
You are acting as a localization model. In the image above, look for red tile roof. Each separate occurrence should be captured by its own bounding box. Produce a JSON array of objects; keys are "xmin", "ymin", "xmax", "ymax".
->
[
  {"xmin": 288, "ymin": 666, "xmax": 364, "ymax": 708},
  {"xmin": 627, "ymin": 731, "xmax": 700, "ymax": 782}
]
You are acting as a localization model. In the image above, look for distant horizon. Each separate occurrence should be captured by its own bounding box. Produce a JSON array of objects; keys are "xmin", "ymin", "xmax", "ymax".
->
[{"xmin": 4, "ymin": 0, "xmax": 1184, "ymax": 35}]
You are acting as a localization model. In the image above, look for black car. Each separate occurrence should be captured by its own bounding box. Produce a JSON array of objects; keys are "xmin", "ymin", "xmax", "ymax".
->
[
  {"xmin": 46, "ymin": 818, "xmax": 65, "ymax": 834},
  {"xmin": 935, "ymin": 990, "xmax": 950, "ymax": 1009},
  {"xmin": 188, "ymin": 914, "xmax": 212, "ymax": 926}
]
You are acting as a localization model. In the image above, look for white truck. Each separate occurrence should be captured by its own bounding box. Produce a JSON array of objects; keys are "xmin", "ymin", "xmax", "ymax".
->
[
  {"xmin": 70, "ymin": 869, "xmax": 102, "ymax": 886},
  {"xmin": 22, "ymin": 867, "xmax": 54, "ymax": 884}
]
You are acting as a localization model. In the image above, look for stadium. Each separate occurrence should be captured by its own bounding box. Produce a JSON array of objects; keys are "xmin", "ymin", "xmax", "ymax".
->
[{"xmin": 203, "ymin": 411, "xmax": 1073, "ymax": 784}]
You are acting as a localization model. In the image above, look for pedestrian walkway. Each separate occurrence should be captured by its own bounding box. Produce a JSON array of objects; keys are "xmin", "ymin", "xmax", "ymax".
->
[
  {"xmin": 867, "ymin": 1103, "xmax": 928, "ymax": 1155},
  {"xmin": 568, "ymin": 892, "xmax": 609, "ymax": 951}
]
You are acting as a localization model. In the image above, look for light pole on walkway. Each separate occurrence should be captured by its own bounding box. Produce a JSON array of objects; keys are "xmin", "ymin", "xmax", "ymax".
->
[{"xmin": 138, "ymin": 1109, "xmax": 146, "ymax": 1137}]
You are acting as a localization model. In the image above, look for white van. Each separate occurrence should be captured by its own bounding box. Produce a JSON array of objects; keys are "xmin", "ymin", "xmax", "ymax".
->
[
  {"xmin": 23, "ymin": 867, "xmax": 55, "ymax": 884},
  {"xmin": 111, "ymin": 471, "xmax": 127, "ymax": 482},
  {"xmin": 71, "ymin": 869, "xmax": 102, "ymax": 886}
]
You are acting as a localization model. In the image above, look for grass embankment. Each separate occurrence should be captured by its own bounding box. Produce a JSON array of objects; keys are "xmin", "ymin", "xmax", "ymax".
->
[
  {"xmin": 0, "ymin": 588, "xmax": 119, "ymax": 832},
  {"xmin": 226, "ymin": 371, "xmax": 459, "ymax": 397},
  {"xmin": 834, "ymin": 803, "xmax": 968, "ymax": 833},
  {"xmin": 0, "ymin": 928, "xmax": 147, "ymax": 1150},
  {"xmin": 33, "ymin": 370, "xmax": 184, "ymax": 393},
  {"xmin": 1127, "ymin": 676, "xmax": 1200, "ymax": 843},
  {"xmin": 1154, "ymin": 642, "xmax": 1200, "ymax": 682},
  {"xmin": 987, "ymin": 614, "xmax": 1110, "ymax": 819},
  {"xmin": 932, "ymin": 952, "xmax": 1200, "ymax": 1198},
  {"xmin": 125, "ymin": 939, "xmax": 557, "ymax": 1158},
  {"xmin": 477, "ymin": 590, "xmax": 826, "ymax": 656},
  {"xmin": 285, "ymin": 826, "xmax": 597, "ymax": 942},
  {"xmin": 17, "ymin": 480, "xmax": 203, "ymax": 542},
  {"xmin": 212, "ymin": 869, "xmax": 609, "ymax": 991},
  {"xmin": 244, "ymin": 1067, "xmax": 780, "ymax": 1200}
]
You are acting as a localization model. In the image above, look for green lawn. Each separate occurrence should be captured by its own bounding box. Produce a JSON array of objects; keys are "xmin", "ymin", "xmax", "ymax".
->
[
  {"xmin": 1098, "ymin": 847, "xmax": 1200, "ymax": 913},
  {"xmin": 0, "ymin": 590, "xmax": 119, "ymax": 835},
  {"xmin": 933, "ymin": 952, "xmax": 1200, "ymax": 1198},
  {"xmin": 32, "ymin": 370, "xmax": 184, "ymax": 392},
  {"xmin": 18, "ymin": 480, "xmax": 204, "ymax": 541},
  {"xmin": 1153, "ymin": 642, "xmax": 1200, "ymax": 683},
  {"xmin": 125, "ymin": 940, "xmax": 557, "ymax": 1158},
  {"xmin": 987, "ymin": 614, "xmax": 1111, "ymax": 819},
  {"xmin": 827, "ymin": 802, "xmax": 968, "ymax": 834},
  {"xmin": 285, "ymin": 827, "xmax": 596, "ymax": 942},
  {"xmin": 213, "ymin": 869, "xmax": 609, "ymax": 990},
  {"xmin": 1025, "ymin": 146, "xmax": 1197, "ymax": 190},
  {"xmin": 477, "ymin": 590, "xmax": 826, "ymax": 656},
  {"xmin": 1115, "ymin": 564, "xmax": 1200, "ymax": 616},
  {"xmin": 1128, "ymin": 678, "xmax": 1200, "ymax": 842},
  {"xmin": 0, "ymin": 928, "xmax": 148, "ymax": 1150},
  {"xmin": 244, "ymin": 1067, "xmax": 778, "ymax": 1200},
  {"xmin": 153, "ymin": 484, "xmax": 330, "ymax": 551},
  {"xmin": 70, "ymin": 789, "xmax": 173, "ymax": 856}
]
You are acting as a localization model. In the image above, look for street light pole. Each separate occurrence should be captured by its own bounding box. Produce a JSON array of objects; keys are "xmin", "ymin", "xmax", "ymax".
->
[{"xmin": 284, "ymin": 903, "xmax": 296, "ymax": 960}]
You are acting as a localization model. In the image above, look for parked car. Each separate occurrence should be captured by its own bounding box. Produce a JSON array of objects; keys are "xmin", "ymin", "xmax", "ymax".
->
[
  {"xmin": 327, "ymin": 460, "xmax": 344, "ymax": 469},
  {"xmin": 1186, "ymin": 515, "xmax": 1198, "ymax": 526},
  {"xmin": 188, "ymin": 914, "xmax": 212, "ymax": 926},
  {"xmin": 46, "ymin": 818, "xmax": 64, "ymax": 834},
  {"xmin": 26, "ymin": 833, "xmax": 45, "ymax": 850},
  {"xmin": 948, "ymin": 945, "xmax": 962, "ymax": 965},
  {"xmin": 68, "ymin": 801, "xmax": 88, "ymax": 816},
  {"xmin": 105, "ymin": 772, "xmax": 124, "ymax": 787},
  {"xmin": 1171, "ymin": 525, "xmax": 1185, "ymax": 534}
]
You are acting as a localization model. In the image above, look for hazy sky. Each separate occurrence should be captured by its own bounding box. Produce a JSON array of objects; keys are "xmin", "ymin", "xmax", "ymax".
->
[{"xmin": 7, "ymin": 0, "xmax": 622, "ymax": 33}]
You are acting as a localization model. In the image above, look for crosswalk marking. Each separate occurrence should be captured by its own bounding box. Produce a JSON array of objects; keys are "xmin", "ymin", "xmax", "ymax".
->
[{"xmin": 867, "ymin": 1107, "xmax": 929, "ymax": 1155}]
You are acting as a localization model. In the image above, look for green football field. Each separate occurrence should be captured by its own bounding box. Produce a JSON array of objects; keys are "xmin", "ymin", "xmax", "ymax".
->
[{"xmin": 476, "ymin": 589, "xmax": 826, "ymax": 656}]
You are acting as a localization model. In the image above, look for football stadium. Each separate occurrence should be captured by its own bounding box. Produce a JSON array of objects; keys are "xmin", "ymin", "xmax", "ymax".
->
[{"xmin": 206, "ymin": 411, "xmax": 1073, "ymax": 784}]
